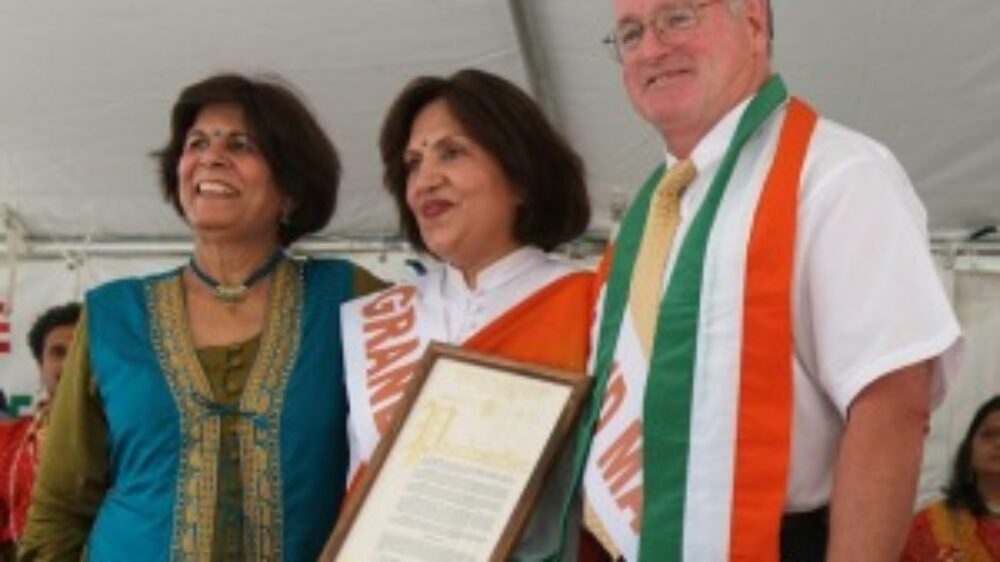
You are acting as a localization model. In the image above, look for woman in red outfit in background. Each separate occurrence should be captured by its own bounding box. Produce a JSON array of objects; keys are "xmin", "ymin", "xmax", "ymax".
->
[{"xmin": 901, "ymin": 395, "xmax": 1000, "ymax": 561}]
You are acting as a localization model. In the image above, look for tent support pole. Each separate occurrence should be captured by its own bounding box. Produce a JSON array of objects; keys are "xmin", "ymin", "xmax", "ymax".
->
[{"xmin": 506, "ymin": 0, "xmax": 563, "ymax": 128}]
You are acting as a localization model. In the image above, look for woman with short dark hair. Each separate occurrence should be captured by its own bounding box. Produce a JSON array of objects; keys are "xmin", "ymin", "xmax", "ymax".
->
[
  {"xmin": 332, "ymin": 68, "xmax": 603, "ymax": 561},
  {"xmin": 156, "ymin": 73, "xmax": 341, "ymax": 247},
  {"xmin": 20, "ymin": 73, "xmax": 382, "ymax": 561},
  {"xmin": 379, "ymin": 68, "xmax": 590, "ymax": 255},
  {"xmin": 900, "ymin": 395, "xmax": 1000, "ymax": 560}
]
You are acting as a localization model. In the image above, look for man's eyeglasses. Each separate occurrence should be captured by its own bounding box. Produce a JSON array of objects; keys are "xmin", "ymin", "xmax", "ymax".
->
[{"xmin": 603, "ymin": 0, "xmax": 725, "ymax": 62}]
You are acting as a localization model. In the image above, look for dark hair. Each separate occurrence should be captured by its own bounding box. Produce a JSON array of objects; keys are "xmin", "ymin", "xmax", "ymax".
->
[
  {"xmin": 27, "ymin": 302, "xmax": 82, "ymax": 364},
  {"xmin": 944, "ymin": 394, "xmax": 1000, "ymax": 516},
  {"xmin": 154, "ymin": 73, "xmax": 340, "ymax": 245},
  {"xmin": 379, "ymin": 68, "xmax": 589, "ymax": 253}
]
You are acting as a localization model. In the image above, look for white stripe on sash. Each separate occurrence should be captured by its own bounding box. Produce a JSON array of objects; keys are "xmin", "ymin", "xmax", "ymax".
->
[
  {"xmin": 584, "ymin": 297, "xmax": 648, "ymax": 560},
  {"xmin": 680, "ymin": 187, "xmax": 746, "ymax": 559},
  {"xmin": 342, "ymin": 284, "xmax": 431, "ymax": 482},
  {"xmin": 682, "ymin": 126, "xmax": 777, "ymax": 560}
]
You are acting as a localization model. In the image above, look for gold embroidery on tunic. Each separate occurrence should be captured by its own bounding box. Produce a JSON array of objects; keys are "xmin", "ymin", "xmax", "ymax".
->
[{"xmin": 148, "ymin": 260, "xmax": 303, "ymax": 561}]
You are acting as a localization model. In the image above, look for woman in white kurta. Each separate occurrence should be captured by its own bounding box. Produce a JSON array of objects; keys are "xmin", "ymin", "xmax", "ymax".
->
[{"xmin": 336, "ymin": 69, "xmax": 608, "ymax": 562}]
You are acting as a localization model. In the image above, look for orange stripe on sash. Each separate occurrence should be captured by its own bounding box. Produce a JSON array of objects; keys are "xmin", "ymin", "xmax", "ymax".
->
[
  {"xmin": 729, "ymin": 98, "xmax": 817, "ymax": 561},
  {"xmin": 465, "ymin": 271, "xmax": 594, "ymax": 373}
]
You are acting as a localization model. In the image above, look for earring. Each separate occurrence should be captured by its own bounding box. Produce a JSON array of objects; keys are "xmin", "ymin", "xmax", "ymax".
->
[{"xmin": 280, "ymin": 203, "xmax": 294, "ymax": 226}]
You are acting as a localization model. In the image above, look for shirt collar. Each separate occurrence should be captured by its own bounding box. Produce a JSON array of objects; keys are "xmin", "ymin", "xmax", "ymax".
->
[
  {"xmin": 443, "ymin": 246, "xmax": 546, "ymax": 295},
  {"xmin": 664, "ymin": 96, "xmax": 753, "ymax": 173}
]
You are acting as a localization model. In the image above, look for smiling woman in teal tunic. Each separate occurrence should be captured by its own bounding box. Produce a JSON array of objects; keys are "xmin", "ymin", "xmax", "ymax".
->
[{"xmin": 19, "ymin": 73, "xmax": 382, "ymax": 561}]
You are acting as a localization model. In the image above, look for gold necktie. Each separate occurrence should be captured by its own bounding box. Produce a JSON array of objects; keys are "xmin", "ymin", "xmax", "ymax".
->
[{"xmin": 629, "ymin": 159, "xmax": 696, "ymax": 357}]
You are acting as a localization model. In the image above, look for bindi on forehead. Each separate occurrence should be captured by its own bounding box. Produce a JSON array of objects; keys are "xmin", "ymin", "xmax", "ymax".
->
[{"xmin": 406, "ymin": 135, "xmax": 439, "ymax": 154}]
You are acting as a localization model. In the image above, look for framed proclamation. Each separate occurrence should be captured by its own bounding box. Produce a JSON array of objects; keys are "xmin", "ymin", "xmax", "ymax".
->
[{"xmin": 320, "ymin": 342, "xmax": 592, "ymax": 562}]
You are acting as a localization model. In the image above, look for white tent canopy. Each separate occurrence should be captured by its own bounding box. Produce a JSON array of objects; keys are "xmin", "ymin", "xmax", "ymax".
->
[
  {"xmin": 2, "ymin": 0, "xmax": 1000, "ymax": 509},
  {"xmin": 2, "ymin": 0, "xmax": 999, "ymax": 246}
]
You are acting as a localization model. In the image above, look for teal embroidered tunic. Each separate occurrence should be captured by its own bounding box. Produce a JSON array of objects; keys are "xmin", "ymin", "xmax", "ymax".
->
[{"xmin": 20, "ymin": 258, "xmax": 382, "ymax": 561}]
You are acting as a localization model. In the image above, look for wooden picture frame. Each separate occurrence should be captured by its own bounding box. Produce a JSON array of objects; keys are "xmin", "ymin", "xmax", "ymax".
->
[{"xmin": 320, "ymin": 342, "xmax": 591, "ymax": 562}]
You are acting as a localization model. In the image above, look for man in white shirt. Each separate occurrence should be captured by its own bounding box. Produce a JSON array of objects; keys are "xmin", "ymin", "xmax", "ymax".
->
[{"xmin": 581, "ymin": 1, "xmax": 962, "ymax": 561}]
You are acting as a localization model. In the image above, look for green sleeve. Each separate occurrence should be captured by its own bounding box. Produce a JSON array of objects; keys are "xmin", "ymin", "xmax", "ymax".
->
[{"xmin": 19, "ymin": 310, "xmax": 109, "ymax": 561}]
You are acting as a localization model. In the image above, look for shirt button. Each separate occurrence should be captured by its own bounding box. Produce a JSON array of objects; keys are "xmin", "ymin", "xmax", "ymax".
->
[{"xmin": 224, "ymin": 374, "xmax": 242, "ymax": 395}]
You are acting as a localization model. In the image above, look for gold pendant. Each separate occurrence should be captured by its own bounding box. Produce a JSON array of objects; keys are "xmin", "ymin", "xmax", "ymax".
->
[{"xmin": 214, "ymin": 285, "xmax": 248, "ymax": 303}]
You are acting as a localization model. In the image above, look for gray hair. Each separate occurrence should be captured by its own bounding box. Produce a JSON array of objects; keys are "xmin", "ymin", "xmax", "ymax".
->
[{"xmin": 726, "ymin": 0, "xmax": 773, "ymax": 55}]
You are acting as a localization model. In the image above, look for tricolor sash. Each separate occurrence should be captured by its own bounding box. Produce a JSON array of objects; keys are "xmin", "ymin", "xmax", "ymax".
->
[
  {"xmin": 342, "ymin": 270, "xmax": 594, "ymax": 487},
  {"xmin": 567, "ymin": 76, "xmax": 819, "ymax": 561}
]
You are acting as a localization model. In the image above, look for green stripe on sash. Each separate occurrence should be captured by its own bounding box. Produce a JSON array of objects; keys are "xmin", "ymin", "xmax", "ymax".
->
[{"xmin": 550, "ymin": 75, "xmax": 788, "ymax": 562}]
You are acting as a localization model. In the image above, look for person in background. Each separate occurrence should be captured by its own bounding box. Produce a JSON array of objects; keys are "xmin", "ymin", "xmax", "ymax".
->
[
  {"xmin": 327, "ymin": 68, "xmax": 603, "ymax": 561},
  {"xmin": 19, "ymin": 73, "xmax": 382, "ymax": 561},
  {"xmin": 901, "ymin": 395, "xmax": 1000, "ymax": 561},
  {"xmin": 579, "ymin": 0, "xmax": 962, "ymax": 560},
  {"xmin": 27, "ymin": 303, "xmax": 80, "ymax": 408},
  {"xmin": 0, "ymin": 302, "xmax": 80, "ymax": 561}
]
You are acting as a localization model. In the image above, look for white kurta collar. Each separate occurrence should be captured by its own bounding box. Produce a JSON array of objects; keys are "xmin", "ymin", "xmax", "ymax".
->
[{"xmin": 442, "ymin": 246, "xmax": 546, "ymax": 296}]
